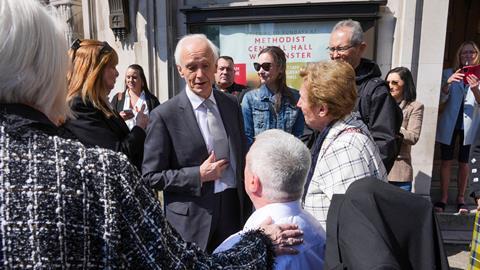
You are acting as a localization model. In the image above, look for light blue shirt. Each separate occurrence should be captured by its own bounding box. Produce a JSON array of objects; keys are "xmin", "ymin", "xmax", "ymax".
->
[{"xmin": 214, "ymin": 201, "xmax": 326, "ymax": 270}]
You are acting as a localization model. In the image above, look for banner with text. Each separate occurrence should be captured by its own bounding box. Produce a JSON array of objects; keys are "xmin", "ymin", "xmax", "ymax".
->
[{"xmin": 219, "ymin": 22, "xmax": 335, "ymax": 90}]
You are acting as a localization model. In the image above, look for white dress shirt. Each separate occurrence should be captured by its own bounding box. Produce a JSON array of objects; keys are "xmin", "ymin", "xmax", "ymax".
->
[
  {"xmin": 214, "ymin": 201, "xmax": 326, "ymax": 270},
  {"xmin": 122, "ymin": 90, "xmax": 148, "ymax": 130},
  {"xmin": 185, "ymin": 87, "xmax": 236, "ymax": 193}
]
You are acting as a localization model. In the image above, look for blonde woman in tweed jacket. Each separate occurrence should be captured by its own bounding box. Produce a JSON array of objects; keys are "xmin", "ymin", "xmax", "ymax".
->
[
  {"xmin": 385, "ymin": 67, "xmax": 424, "ymax": 192},
  {"xmin": 0, "ymin": 0, "xmax": 302, "ymax": 268},
  {"xmin": 298, "ymin": 61, "xmax": 387, "ymax": 228}
]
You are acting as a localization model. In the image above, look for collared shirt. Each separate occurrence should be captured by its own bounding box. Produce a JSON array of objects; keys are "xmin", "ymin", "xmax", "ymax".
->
[
  {"xmin": 185, "ymin": 87, "xmax": 236, "ymax": 193},
  {"xmin": 122, "ymin": 90, "xmax": 148, "ymax": 130},
  {"xmin": 214, "ymin": 201, "xmax": 326, "ymax": 270},
  {"xmin": 304, "ymin": 113, "xmax": 387, "ymax": 228}
]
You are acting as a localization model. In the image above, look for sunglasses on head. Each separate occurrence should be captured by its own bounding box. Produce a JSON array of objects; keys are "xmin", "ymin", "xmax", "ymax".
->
[
  {"xmin": 253, "ymin": 62, "xmax": 272, "ymax": 72},
  {"xmin": 70, "ymin": 39, "xmax": 113, "ymax": 61}
]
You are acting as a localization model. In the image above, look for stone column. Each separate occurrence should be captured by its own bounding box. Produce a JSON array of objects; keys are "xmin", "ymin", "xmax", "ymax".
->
[{"xmin": 49, "ymin": 0, "xmax": 84, "ymax": 44}]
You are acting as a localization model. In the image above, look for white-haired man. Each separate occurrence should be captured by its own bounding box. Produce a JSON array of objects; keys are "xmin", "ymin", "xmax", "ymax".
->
[
  {"xmin": 215, "ymin": 129, "xmax": 326, "ymax": 269},
  {"xmin": 142, "ymin": 34, "xmax": 251, "ymax": 252}
]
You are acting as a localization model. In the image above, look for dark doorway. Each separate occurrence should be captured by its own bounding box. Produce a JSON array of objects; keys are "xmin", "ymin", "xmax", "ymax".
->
[
  {"xmin": 431, "ymin": 0, "xmax": 480, "ymax": 206},
  {"xmin": 443, "ymin": 0, "xmax": 480, "ymax": 69}
]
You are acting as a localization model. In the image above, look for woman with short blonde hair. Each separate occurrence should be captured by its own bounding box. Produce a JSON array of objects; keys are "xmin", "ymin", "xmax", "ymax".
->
[
  {"xmin": 298, "ymin": 60, "xmax": 387, "ymax": 227},
  {"xmin": 299, "ymin": 60, "xmax": 357, "ymax": 120}
]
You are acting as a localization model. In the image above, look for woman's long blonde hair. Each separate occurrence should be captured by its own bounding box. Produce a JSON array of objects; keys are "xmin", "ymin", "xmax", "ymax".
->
[{"xmin": 67, "ymin": 39, "xmax": 118, "ymax": 117}]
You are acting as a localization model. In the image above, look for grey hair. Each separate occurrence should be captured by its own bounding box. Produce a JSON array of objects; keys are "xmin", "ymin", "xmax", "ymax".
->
[
  {"xmin": 247, "ymin": 129, "xmax": 311, "ymax": 202},
  {"xmin": 332, "ymin": 19, "xmax": 364, "ymax": 45},
  {"xmin": 174, "ymin": 34, "xmax": 219, "ymax": 66},
  {"xmin": 0, "ymin": 0, "xmax": 71, "ymax": 124}
]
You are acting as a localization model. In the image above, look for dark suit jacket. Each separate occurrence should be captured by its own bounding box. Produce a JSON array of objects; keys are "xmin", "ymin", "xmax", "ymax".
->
[
  {"xmin": 110, "ymin": 89, "xmax": 160, "ymax": 113},
  {"xmin": 325, "ymin": 177, "xmax": 448, "ymax": 270},
  {"xmin": 142, "ymin": 89, "xmax": 251, "ymax": 250},
  {"xmin": 64, "ymin": 96, "xmax": 146, "ymax": 169}
]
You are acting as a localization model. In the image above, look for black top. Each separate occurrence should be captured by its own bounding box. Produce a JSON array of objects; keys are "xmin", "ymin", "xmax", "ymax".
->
[
  {"xmin": 354, "ymin": 58, "xmax": 403, "ymax": 172},
  {"xmin": 214, "ymin": 82, "xmax": 249, "ymax": 103},
  {"xmin": 63, "ymin": 96, "xmax": 146, "ymax": 169}
]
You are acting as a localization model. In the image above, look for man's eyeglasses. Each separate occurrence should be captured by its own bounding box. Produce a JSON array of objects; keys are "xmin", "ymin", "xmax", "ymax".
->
[
  {"xmin": 70, "ymin": 39, "xmax": 113, "ymax": 61},
  {"xmin": 326, "ymin": 44, "xmax": 356, "ymax": 53},
  {"xmin": 253, "ymin": 62, "xmax": 272, "ymax": 72}
]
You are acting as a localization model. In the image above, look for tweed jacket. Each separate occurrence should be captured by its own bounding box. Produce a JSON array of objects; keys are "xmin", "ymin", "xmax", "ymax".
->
[
  {"xmin": 303, "ymin": 113, "xmax": 387, "ymax": 228},
  {"xmin": 0, "ymin": 103, "xmax": 275, "ymax": 269},
  {"xmin": 388, "ymin": 100, "xmax": 424, "ymax": 182}
]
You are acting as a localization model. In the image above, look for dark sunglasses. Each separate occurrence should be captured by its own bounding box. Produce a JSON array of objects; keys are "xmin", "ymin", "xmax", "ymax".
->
[
  {"xmin": 253, "ymin": 62, "xmax": 272, "ymax": 72},
  {"xmin": 70, "ymin": 39, "xmax": 113, "ymax": 61}
]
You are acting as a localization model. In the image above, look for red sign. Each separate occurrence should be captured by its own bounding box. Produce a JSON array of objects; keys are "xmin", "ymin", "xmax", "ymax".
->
[{"xmin": 234, "ymin": 63, "xmax": 247, "ymax": 85}]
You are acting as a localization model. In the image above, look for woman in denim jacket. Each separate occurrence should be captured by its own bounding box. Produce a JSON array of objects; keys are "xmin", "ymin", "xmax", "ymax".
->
[{"xmin": 242, "ymin": 46, "xmax": 304, "ymax": 146}]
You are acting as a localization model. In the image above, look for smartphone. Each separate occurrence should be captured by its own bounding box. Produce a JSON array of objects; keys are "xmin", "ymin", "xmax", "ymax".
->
[
  {"xmin": 120, "ymin": 109, "xmax": 134, "ymax": 120},
  {"xmin": 462, "ymin": 64, "xmax": 480, "ymax": 84}
]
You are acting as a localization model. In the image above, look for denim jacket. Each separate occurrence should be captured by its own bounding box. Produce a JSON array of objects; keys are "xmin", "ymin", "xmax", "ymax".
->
[{"xmin": 241, "ymin": 84, "xmax": 304, "ymax": 146}]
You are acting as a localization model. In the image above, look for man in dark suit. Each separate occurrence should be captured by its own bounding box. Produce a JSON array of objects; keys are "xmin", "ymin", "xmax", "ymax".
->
[{"xmin": 142, "ymin": 34, "xmax": 251, "ymax": 252}]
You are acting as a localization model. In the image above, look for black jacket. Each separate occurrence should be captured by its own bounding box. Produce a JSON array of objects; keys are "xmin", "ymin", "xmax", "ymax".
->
[
  {"xmin": 355, "ymin": 58, "xmax": 403, "ymax": 172},
  {"xmin": 325, "ymin": 177, "xmax": 449, "ymax": 270},
  {"xmin": 64, "ymin": 96, "xmax": 146, "ymax": 169},
  {"xmin": 110, "ymin": 89, "xmax": 160, "ymax": 113},
  {"xmin": 213, "ymin": 82, "xmax": 249, "ymax": 103}
]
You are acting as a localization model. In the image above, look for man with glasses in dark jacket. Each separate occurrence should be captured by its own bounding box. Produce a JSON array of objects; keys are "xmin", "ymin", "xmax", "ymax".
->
[{"xmin": 325, "ymin": 19, "xmax": 402, "ymax": 173}]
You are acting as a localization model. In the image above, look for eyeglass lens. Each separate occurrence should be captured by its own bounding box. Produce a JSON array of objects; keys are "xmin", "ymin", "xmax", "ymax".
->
[
  {"xmin": 327, "ymin": 45, "xmax": 354, "ymax": 53},
  {"xmin": 253, "ymin": 62, "xmax": 272, "ymax": 72}
]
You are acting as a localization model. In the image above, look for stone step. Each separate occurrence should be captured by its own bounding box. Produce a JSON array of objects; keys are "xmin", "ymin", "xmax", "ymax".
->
[
  {"xmin": 436, "ymin": 211, "xmax": 476, "ymax": 244},
  {"xmin": 430, "ymin": 181, "xmax": 475, "ymax": 205},
  {"xmin": 444, "ymin": 243, "xmax": 470, "ymax": 270}
]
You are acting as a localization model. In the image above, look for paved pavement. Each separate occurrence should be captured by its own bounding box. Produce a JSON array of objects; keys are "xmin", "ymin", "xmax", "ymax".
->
[{"xmin": 446, "ymin": 244, "xmax": 470, "ymax": 269}]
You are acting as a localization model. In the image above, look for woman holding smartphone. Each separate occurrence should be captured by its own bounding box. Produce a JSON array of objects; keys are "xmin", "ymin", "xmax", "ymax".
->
[
  {"xmin": 65, "ymin": 40, "xmax": 148, "ymax": 170},
  {"xmin": 435, "ymin": 41, "xmax": 480, "ymax": 213},
  {"xmin": 111, "ymin": 64, "xmax": 160, "ymax": 130}
]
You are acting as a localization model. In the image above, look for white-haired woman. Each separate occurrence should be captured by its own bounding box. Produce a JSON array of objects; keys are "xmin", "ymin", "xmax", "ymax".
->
[{"xmin": 0, "ymin": 0, "xmax": 301, "ymax": 268}]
